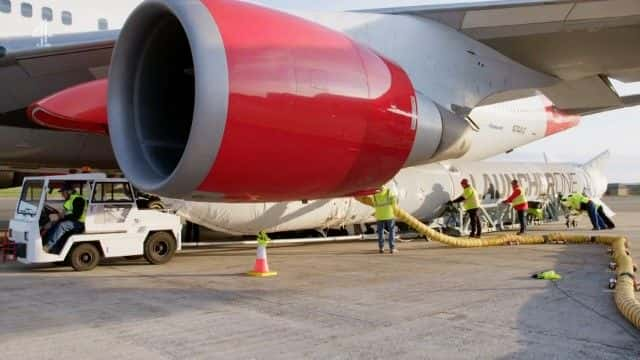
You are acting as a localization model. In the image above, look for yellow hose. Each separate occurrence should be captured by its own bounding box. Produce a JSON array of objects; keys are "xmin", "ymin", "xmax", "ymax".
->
[{"xmin": 357, "ymin": 197, "xmax": 640, "ymax": 329}]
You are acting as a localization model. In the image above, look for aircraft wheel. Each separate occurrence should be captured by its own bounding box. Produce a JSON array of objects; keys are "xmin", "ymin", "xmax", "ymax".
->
[
  {"xmin": 144, "ymin": 232, "xmax": 176, "ymax": 265},
  {"xmin": 69, "ymin": 243, "xmax": 101, "ymax": 271}
]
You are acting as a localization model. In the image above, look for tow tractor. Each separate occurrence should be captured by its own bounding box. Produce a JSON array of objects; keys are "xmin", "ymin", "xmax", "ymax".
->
[{"xmin": 8, "ymin": 173, "xmax": 182, "ymax": 271}]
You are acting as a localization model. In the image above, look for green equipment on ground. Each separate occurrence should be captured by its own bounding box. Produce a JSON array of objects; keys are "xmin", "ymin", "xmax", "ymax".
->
[{"xmin": 532, "ymin": 270, "xmax": 562, "ymax": 281}]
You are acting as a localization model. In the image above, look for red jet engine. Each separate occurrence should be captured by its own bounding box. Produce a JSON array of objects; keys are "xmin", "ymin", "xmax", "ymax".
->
[{"xmin": 108, "ymin": 0, "xmax": 418, "ymax": 201}]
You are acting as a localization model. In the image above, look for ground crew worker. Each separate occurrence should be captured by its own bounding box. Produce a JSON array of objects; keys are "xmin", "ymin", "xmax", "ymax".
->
[
  {"xmin": 448, "ymin": 179, "xmax": 482, "ymax": 238},
  {"xmin": 502, "ymin": 179, "xmax": 528, "ymax": 235},
  {"xmin": 371, "ymin": 185, "xmax": 397, "ymax": 254},
  {"xmin": 44, "ymin": 183, "xmax": 87, "ymax": 252},
  {"xmin": 564, "ymin": 192, "xmax": 606, "ymax": 230}
]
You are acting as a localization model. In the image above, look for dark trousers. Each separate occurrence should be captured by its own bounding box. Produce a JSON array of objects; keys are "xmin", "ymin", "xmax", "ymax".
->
[
  {"xmin": 597, "ymin": 207, "xmax": 615, "ymax": 229},
  {"xmin": 377, "ymin": 219, "xmax": 396, "ymax": 250},
  {"xmin": 467, "ymin": 208, "xmax": 481, "ymax": 237},
  {"xmin": 517, "ymin": 210, "xmax": 527, "ymax": 234},
  {"xmin": 45, "ymin": 220, "xmax": 85, "ymax": 253},
  {"xmin": 586, "ymin": 201, "xmax": 606, "ymax": 230}
]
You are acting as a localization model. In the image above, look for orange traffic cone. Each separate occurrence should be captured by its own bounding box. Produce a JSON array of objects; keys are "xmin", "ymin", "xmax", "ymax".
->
[{"xmin": 248, "ymin": 232, "xmax": 277, "ymax": 277}]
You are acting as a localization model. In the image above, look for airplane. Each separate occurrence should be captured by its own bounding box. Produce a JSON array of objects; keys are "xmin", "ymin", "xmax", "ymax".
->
[{"xmin": 1, "ymin": 0, "xmax": 639, "ymax": 204}]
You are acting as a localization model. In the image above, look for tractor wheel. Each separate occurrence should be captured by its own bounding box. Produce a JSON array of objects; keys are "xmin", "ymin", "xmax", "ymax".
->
[
  {"xmin": 69, "ymin": 243, "xmax": 101, "ymax": 271},
  {"xmin": 143, "ymin": 232, "xmax": 176, "ymax": 265}
]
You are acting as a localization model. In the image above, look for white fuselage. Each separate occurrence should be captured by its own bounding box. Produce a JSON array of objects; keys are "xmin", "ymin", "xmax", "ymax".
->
[{"xmin": 0, "ymin": 0, "xmax": 136, "ymax": 39}]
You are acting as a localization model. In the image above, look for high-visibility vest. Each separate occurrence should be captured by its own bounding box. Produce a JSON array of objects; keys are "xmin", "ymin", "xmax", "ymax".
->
[
  {"xmin": 372, "ymin": 188, "xmax": 395, "ymax": 221},
  {"xmin": 578, "ymin": 193, "xmax": 590, "ymax": 204},
  {"xmin": 565, "ymin": 195, "xmax": 579, "ymax": 211},
  {"xmin": 462, "ymin": 186, "xmax": 480, "ymax": 210},
  {"xmin": 63, "ymin": 193, "xmax": 87, "ymax": 223},
  {"xmin": 566, "ymin": 193, "xmax": 588, "ymax": 211},
  {"xmin": 512, "ymin": 186, "xmax": 527, "ymax": 207}
]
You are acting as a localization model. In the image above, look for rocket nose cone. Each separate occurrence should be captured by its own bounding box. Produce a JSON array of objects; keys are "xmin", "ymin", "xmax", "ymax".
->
[{"xmin": 544, "ymin": 106, "xmax": 581, "ymax": 136}]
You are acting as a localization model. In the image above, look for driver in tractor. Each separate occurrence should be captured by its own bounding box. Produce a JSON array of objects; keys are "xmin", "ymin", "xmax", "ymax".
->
[{"xmin": 43, "ymin": 183, "xmax": 87, "ymax": 253}]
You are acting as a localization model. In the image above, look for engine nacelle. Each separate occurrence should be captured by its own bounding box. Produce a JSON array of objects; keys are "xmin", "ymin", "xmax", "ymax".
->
[
  {"xmin": 28, "ymin": 79, "xmax": 109, "ymax": 135},
  {"xmin": 403, "ymin": 93, "xmax": 472, "ymax": 166},
  {"xmin": 109, "ymin": 0, "xmax": 420, "ymax": 201}
]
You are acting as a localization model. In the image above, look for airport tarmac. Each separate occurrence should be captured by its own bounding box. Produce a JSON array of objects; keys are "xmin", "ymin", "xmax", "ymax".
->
[{"xmin": 1, "ymin": 197, "xmax": 639, "ymax": 359}]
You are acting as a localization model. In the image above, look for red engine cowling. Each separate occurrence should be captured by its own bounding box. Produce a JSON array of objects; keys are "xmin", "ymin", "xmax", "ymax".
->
[
  {"xmin": 28, "ymin": 79, "xmax": 109, "ymax": 135},
  {"xmin": 108, "ymin": 0, "xmax": 418, "ymax": 201}
]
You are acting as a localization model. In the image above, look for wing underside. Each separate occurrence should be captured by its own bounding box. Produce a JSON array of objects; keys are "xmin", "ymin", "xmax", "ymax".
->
[
  {"xmin": 0, "ymin": 31, "xmax": 117, "ymax": 118},
  {"xmin": 355, "ymin": 0, "xmax": 640, "ymax": 113}
]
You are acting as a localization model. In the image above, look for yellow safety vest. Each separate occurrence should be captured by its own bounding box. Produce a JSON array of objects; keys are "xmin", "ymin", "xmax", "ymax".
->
[
  {"xmin": 372, "ymin": 188, "xmax": 395, "ymax": 221},
  {"xmin": 566, "ymin": 193, "xmax": 587, "ymax": 211},
  {"xmin": 462, "ymin": 186, "xmax": 480, "ymax": 210},
  {"xmin": 512, "ymin": 186, "xmax": 527, "ymax": 207},
  {"xmin": 64, "ymin": 193, "xmax": 87, "ymax": 223},
  {"xmin": 578, "ymin": 193, "xmax": 590, "ymax": 204}
]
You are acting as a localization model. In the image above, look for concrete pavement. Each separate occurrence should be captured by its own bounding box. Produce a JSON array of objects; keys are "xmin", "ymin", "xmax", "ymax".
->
[{"xmin": 0, "ymin": 197, "xmax": 639, "ymax": 359}]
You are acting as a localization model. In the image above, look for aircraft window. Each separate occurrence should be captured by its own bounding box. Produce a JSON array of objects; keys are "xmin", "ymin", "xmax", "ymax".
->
[
  {"xmin": 20, "ymin": 2, "xmax": 31, "ymax": 17},
  {"xmin": 0, "ymin": 0, "xmax": 10, "ymax": 14},
  {"xmin": 61, "ymin": 10, "xmax": 71, "ymax": 25},
  {"xmin": 98, "ymin": 18, "xmax": 108, "ymax": 30},
  {"xmin": 41, "ymin": 6, "xmax": 52, "ymax": 22}
]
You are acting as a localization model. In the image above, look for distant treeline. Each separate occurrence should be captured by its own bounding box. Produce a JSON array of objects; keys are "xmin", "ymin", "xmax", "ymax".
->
[{"xmin": 607, "ymin": 184, "xmax": 640, "ymax": 196}]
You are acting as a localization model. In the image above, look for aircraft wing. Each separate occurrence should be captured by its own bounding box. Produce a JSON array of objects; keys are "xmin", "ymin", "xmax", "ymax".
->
[
  {"xmin": 0, "ymin": 31, "xmax": 117, "ymax": 121},
  {"xmin": 355, "ymin": 0, "xmax": 640, "ymax": 114}
]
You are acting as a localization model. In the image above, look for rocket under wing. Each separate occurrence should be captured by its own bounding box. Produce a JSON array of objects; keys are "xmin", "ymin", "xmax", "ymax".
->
[{"xmin": 169, "ymin": 158, "xmax": 604, "ymax": 235}]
